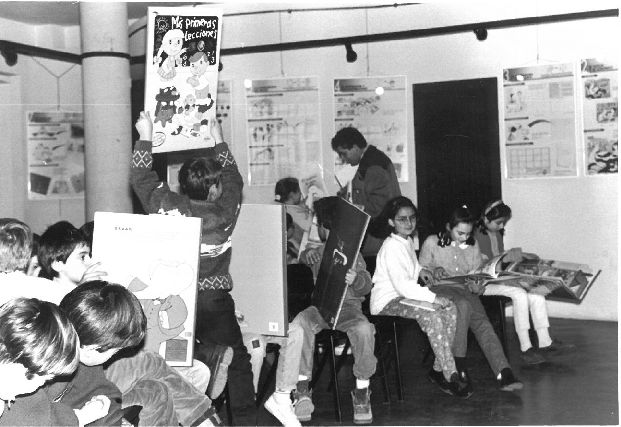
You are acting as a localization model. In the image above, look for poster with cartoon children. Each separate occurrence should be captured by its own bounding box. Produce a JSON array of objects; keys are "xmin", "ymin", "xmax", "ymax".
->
[{"xmin": 145, "ymin": 7, "xmax": 222, "ymax": 153}]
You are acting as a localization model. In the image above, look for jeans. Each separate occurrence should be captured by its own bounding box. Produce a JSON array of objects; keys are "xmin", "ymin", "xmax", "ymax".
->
[
  {"xmin": 195, "ymin": 290, "xmax": 256, "ymax": 423},
  {"xmin": 293, "ymin": 302, "xmax": 376, "ymax": 382},
  {"xmin": 432, "ymin": 285, "xmax": 509, "ymax": 376},
  {"xmin": 105, "ymin": 350, "xmax": 211, "ymax": 426}
]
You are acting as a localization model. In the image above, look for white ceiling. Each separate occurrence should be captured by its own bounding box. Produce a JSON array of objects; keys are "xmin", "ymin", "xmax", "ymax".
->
[{"xmin": 0, "ymin": 1, "xmax": 397, "ymax": 26}]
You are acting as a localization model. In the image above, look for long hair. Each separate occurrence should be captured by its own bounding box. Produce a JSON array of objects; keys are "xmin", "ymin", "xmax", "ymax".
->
[
  {"xmin": 437, "ymin": 205, "xmax": 476, "ymax": 247},
  {"xmin": 476, "ymin": 200, "xmax": 512, "ymax": 235},
  {"xmin": 369, "ymin": 196, "xmax": 418, "ymax": 240},
  {"xmin": 0, "ymin": 218, "xmax": 33, "ymax": 272}
]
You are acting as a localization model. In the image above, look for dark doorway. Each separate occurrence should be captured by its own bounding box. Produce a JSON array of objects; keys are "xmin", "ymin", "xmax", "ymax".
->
[{"xmin": 413, "ymin": 78, "xmax": 501, "ymax": 239}]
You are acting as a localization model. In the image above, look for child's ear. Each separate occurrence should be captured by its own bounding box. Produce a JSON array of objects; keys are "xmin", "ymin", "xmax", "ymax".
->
[
  {"xmin": 445, "ymin": 222, "xmax": 451, "ymax": 232},
  {"xmin": 51, "ymin": 259, "xmax": 65, "ymax": 274},
  {"xmin": 388, "ymin": 218, "xmax": 395, "ymax": 228}
]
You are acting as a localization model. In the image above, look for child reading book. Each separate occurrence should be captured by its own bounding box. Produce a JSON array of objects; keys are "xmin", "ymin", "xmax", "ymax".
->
[{"xmin": 370, "ymin": 196, "xmax": 470, "ymax": 398}]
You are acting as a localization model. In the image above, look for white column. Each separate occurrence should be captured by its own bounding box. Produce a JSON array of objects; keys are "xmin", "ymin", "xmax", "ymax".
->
[{"xmin": 80, "ymin": 2, "xmax": 132, "ymax": 220}]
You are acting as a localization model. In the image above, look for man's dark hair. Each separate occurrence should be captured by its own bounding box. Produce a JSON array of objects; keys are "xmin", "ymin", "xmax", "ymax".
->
[
  {"xmin": 59, "ymin": 281, "xmax": 146, "ymax": 352},
  {"xmin": 331, "ymin": 127, "xmax": 367, "ymax": 151},
  {"xmin": 38, "ymin": 221, "xmax": 88, "ymax": 279}
]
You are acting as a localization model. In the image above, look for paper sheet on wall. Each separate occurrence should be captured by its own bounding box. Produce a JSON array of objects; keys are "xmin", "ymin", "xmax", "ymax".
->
[
  {"xmin": 502, "ymin": 64, "xmax": 577, "ymax": 178},
  {"xmin": 145, "ymin": 7, "xmax": 222, "ymax": 153},
  {"xmin": 333, "ymin": 76, "xmax": 409, "ymax": 182},
  {"xmin": 92, "ymin": 212, "xmax": 201, "ymax": 367},
  {"xmin": 580, "ymin": 58, "xmax": 618, "ymax": 175},
  {"xmin": 27, "ymin": 111, "xmax": 84, "ymax": 200},
  {"xmin": 245, "ymin": 77, "xmax": 322, "ymax": 186}
]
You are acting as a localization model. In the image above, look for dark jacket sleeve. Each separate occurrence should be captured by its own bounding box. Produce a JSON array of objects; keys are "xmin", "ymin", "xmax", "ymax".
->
[{"xmin": 130, "ymin": 139, "xmax": 192, "ymax": 215}]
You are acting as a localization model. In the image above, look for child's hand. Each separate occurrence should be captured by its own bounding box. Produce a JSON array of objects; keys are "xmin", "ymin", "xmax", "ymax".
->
[
  {"xmin": 345, "ymin": 268, "xmax": 357, "ymax": 286},
  {"xmin": 433, "ymin": 267, "xmax": 449, "ymax": 280},
  {"xmin": 433, "ymin": 295, "xmax": 451, "ymax": 308},
  {"xmin": 74, "ymin": 395, "xmax": 111, "ymax": 427},
  {"xmin": 419, "ymin": 268, "xmax": 436, "ymax": 287},
  {"xmin": 209, "ymin": 118, "xmax": 224, "ymax": 144},
  {"xmin": 79, "ymin": 262, "xmax": 108, "ymax": 285},
  {"xmin": 301, "ymin": 248, "xmax": 321, "ymax": 265},
  {"xmin": 135, "ymin": 111, "xmax": 153, "ymax": 141}
]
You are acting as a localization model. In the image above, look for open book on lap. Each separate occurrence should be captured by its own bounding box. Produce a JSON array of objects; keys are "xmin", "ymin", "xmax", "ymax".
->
[{"xmin": 436, "ymin": 252, "xmax": 601, "ymax": 303}]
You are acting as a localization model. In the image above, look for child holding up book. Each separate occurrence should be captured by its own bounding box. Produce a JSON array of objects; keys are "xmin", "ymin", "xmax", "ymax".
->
[
  {"xmin": 419, "ymin": 205, "xmax": 522, "ymax": 393},
  {"xmin": 370, "ymin": 196, "xmax": 470, "ymax": 398},
  {"xmin": 475, "ymin": 200, "xmax": 573, "ymax": 363}
]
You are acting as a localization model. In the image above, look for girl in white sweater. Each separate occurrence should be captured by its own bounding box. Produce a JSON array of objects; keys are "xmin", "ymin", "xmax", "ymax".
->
[{"xmin": 370, "ymin": 196, "xmax": 470, "ymax": 398}]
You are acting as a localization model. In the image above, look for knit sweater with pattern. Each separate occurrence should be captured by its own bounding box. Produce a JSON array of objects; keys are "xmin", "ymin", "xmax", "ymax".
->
[{"xmin": 130, "ymin": 139, "xmax": 243, "ymax": 291}]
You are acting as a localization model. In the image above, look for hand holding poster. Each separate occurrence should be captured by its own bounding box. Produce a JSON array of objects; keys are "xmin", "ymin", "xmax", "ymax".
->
[{"xmin": 145, "ymin": 7, "xmax": 223, "ymax": 153}]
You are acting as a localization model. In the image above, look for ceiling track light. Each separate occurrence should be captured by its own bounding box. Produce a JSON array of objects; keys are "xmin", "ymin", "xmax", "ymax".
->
[
  {"xmin": 345, "ymin": 41, "xmax": 357, "ymax": 63},
  {"xmin": 474, "ymin": 27, "xmax": 488, "ymax": 41},
  {"xmin": 0, "ymin": 48, "xmax": 18, "ymax": 66}
]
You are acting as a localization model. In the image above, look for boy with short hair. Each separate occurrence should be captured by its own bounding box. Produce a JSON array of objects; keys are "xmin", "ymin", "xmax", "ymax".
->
[
  {"xmin": 38, "ymin": 220, "xmax": 221, "ymax": 427},
  {"xmin": 265, "ymin": 196, "xmax": 377, "ymax": 426},
  {"xmin": 132, "ymin": 111, "xmax": 256, "ymax": 423}
]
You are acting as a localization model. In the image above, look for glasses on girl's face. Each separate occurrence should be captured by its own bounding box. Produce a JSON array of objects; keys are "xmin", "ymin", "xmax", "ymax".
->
[{"xmin": 394, "ymin": 215, "xmax": 416, "ymax": 225}]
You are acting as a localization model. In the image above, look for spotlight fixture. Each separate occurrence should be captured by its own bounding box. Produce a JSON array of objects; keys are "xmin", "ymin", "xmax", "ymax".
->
[
  {"xmin": 345, "ymin": 42, "xmax": 357, "ymax": 63},
  {"xmin": 0, "ymin": 48, "xmax": 17, "ymax": 66},
  {"xmin": 474, "ymin": 27, "xmax": 488, "ymax": 41}
]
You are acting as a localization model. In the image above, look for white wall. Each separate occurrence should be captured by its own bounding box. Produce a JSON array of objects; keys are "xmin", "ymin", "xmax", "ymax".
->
[{"xmin": 1, "ymin": 1, "xmax": 618, "ymax": 320}]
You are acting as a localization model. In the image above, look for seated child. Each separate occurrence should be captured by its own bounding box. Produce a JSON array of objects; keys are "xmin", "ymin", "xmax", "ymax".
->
[
  {"xmin": 264, "ymin": 196, "xmax": 376, "ymax": 426},
  {"xmin": 475, "ymin": 199, "xmax": 574, "ymax": 364},
  {"xmin": 0, "ymin": 297, "xmax": 109, "ymax": 426},
  {"xmin": 38, "ymin": 220, "xmax": 220, "ymax": 426},
  {"xmin": 1, "ymin": 280, "xmax": 146, "ymax": 426},
  {"xmin": 419, "ymin": 205, "xmax": 522, "ymax": 393},
  {"xmin": 370, "ymin": 197, "xmax": 470, "ymax": 398}
]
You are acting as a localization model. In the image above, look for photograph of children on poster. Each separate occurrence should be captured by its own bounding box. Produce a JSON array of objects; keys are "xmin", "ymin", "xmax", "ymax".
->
[
  {"xmin": 92, "ymin": 212, "xmax": 202, "ymax": 367},
  {"xmin": 581, "ymin": 58, "xmax": 618, "ymax": 175},
  {"xmin": 145, "ymin": 7, "xmax": 222, "ymax": 153}
]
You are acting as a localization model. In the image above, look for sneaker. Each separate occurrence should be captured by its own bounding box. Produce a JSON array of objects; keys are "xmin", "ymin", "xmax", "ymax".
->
[
  {"xmin": 539, "ymin": 339, "xmax": 576, "ymax": 353},
  {"xmin": 498, "ymin": 368, "xmax": 523, "ymax": 391},
  {"xmin": 265, "ymin": 393, "xmax": 302, "ymax": 427},
  {"xmin": 447, "ymin": 373, "xmax": 473, "ymax": 399},
  {"xmin": 351, "ymin": 387, "xmax": 373, "ymax": 425},
  {"xmin": 521, "ymin": 347, "xmax": 546, "ymax": 365},
  {"xmin": 292, "ymin": 388, "xmax": 314, "ymax": 422},
  {"xmin": 203, "ymin": 344, "xmax": 233, "ymax": 400}
]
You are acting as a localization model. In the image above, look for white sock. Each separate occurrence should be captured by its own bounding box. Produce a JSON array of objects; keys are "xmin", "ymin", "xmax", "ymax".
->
[
  {"xmin": 298, "ymin": 374, "xmax": 309, "ymax": 382},
  {"xmin": 536, "ymin": 327, "xmax": 553, "ymax": 348},
  {"xmin": 356, "ymin": 379, "xmax": 370, "ymax": 389},
  {"xmin": 517, "ymin": 329, "xmax": 533, "ymax": 352},
  {"xmin": 273, "ymin": 390, "xmax": 292, "ymax": 404}
]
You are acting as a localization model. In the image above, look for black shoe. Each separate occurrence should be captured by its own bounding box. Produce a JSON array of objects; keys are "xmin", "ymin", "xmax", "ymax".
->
[
  {"xmin": 448, "ymin": 373, "xmax": 473, "ymax": 399},
  {"xmin": 457, "ymin": 367, "xmax": 473, "ymax": 395},
  {"xmin": 202, "ymin": 343, "xmax": 233, "ymax": 399},
  {"xmin": 427, "ymin": 369, "xmax": 451, "ymax": 394},
  {"xmin": 498, "ymin": 368, "xmax": 523, "ymax": 391},
  {"xmin": 521, "ymin": 347, "xmax": 546, "ymax": 365},
  {"xmin": 539, "ymin": 339, "xmax": 576, "ymax": 353}
]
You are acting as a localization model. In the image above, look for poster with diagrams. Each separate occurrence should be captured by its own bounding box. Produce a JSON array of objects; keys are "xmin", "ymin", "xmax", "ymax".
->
[
  {"xmin": 27, "ymin": 111, "xmax": 84, "ymax": 200},
  {"xmin": 502, "ymin": 64, "xmax": 577, "ymax": 178},
  {"xmin": 145, "ymin": 6, "xmax": 222, "ymax": 153},
  {"xmin": 581, "ymin": 58, "xmax": 618, "ymax": 175},
  {"xmin": 92, "ymin": 211, "xmax": 202, "ymax": 366},
  {"xmin": 245, "ymin": 77, "xmax": 321, "ymax": 186},
  {"xmin": 333, "ymin": 76, "xmax": 408, "ymax": 182}
]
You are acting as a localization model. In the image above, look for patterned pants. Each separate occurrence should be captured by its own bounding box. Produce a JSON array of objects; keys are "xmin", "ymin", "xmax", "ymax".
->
[{"xmin": 378, "ymin": 297, "xmax": 458, "ymax": 381}]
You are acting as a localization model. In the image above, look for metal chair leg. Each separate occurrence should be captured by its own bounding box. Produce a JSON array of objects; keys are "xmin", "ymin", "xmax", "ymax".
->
[{"xmin": 329, "ymin": 333, "xmax": 342, "ymax": 423}]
